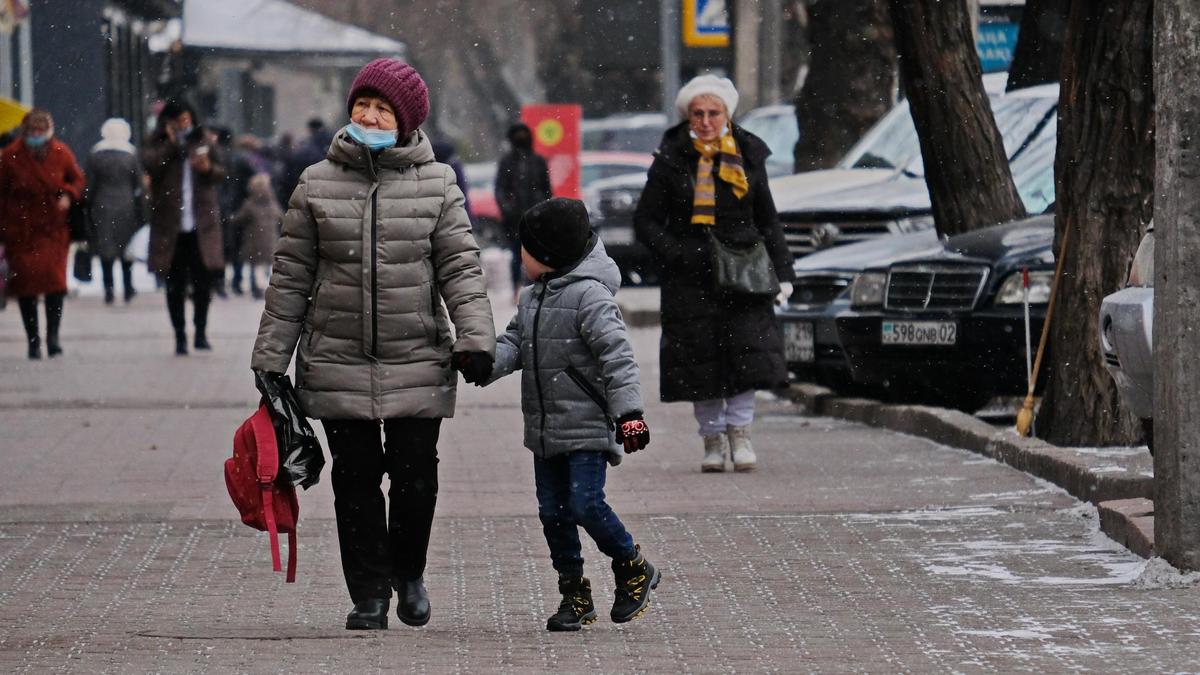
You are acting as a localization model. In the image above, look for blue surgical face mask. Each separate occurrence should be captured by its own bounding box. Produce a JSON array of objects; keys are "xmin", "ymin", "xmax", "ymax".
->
[
  {"xmin": 345, "ymin": 122, "xmax": 397, "ymax": 151},
  {"xmin": 25, "ymin": 134, "xmax": 49, "ymax": 148}
]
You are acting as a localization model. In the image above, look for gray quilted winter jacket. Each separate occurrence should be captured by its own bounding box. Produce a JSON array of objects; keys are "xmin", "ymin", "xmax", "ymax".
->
[
  {"xmin": 491, "ymin": 238, "xmax": 643, "ymax": 464},
  {"xmin": 251, "ymin": 129, "xmax": 495, "ymax": 420}
]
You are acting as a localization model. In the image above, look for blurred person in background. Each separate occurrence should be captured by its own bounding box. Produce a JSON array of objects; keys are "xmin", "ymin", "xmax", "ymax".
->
[
  {"xmin": 0, "ymin": 109, "xmax": 86, "ymax": 359},
  {"xmin": 142, "ymin": 100, "xmax": 226, "ymax": 355},
  {"xmin": 230, "ymin": 173, "xmax": 280, "ymax": 299},
  {"xmin": 431, "ymin": 139, "xmax": 471, "ymax": 218},
  {"xmin": 634, "ymin": 75, "xmax": 794, "ymax": 473},
  {"xmin": 86, "ymin": 118, "xmax": 145, "ymax": 305},
  {"xmin": 494, "ymin": 123, "xmax": 550, "ymax": 300},
  {"xmin": 279, "ymin": 117, "xmax": 332, "ymax": 204}
]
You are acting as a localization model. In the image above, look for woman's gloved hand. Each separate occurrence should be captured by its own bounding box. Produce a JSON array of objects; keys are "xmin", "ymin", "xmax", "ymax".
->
[
  {"xmin": 452, "ymin": 351, "xmax": 494, "ymax": 385},
  {"xmin": 775, "ymin": 281, "xmax": 794, "ymax": 307},
  {"xmin": 615, "ymin": 412, "xmax": 650, "ymax": 453}
]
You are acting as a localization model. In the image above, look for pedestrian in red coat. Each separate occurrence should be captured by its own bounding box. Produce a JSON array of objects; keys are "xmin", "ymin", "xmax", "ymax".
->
[{"xmin": 0, "ymin": 109, "xmax": 86, "ymax": 359}]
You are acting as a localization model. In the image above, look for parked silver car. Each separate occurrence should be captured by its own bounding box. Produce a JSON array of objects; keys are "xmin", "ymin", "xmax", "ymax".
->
[{"xmin": 1099, "ymin": 226, "xmax": 1155, "ymax": 450}]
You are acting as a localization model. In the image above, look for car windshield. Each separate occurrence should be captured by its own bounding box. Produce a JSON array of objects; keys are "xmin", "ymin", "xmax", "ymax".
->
[
  {"xmin": 582, "ymin": 125, "xmax": 666, "ymax": 153},
  {"xmin": 1011, "ymin": 119, "xmax": 1058, "ymax": 214},
  {"xmin": 738, "ymin": 107, "xmax": 799, "ymax": 163},
  {"xmin": 838, "ymin": 93, "xmax": 1057, "ymax": 174},
  {"xmin": 580, "ymin": 163, "xmax": 649, "ymax": 187},
  {"xmin": 463, "ymin": 162, "xmax": 496, "ymax": 191}
]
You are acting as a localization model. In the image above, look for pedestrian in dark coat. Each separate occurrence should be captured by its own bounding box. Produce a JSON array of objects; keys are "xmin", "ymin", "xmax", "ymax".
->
[
  {"xmin": 251, "ymin": 58, "xmax": 495, "ymax": 632},
  {"xmin": 633, "ymin": 75, "xmax": 795, "ymax": 473},
  {"xmin": 86, "ymin": 118, "xmax": 144, "ymax": 304},
  {"xmin": 231, "ymin": 173, "xmax": 280, "ymax": 299},
  {"xmin": 494, "ymin": 123, "xmax": 551, "ymax": 294},
  {"xmin": 141, "ymin": 100, "xmax": 226, "ymax": 355},
  {"xmin": 0, "ymin": 109, "xmax": 86, "ymax": 359}
]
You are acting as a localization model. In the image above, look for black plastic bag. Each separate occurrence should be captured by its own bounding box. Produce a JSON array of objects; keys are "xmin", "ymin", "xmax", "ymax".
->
[
  {"xmin": 253, "ymin": 370, "xmax": 326, "ymax": 489},
  {"xmin": 73, "ymin": 245, "xmax": 93, "ymax": 282}
]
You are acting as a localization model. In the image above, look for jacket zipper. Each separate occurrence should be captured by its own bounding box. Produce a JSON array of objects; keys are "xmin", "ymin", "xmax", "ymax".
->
[
  {"xmin": 370, "ymin": 187, "xmax": 379, "ymax": 359},
  {"xmin": 532, "ymin": 281, "xmax": 549, "ymax": 456},
  {"xmin": 564, "ymin": 364, "xmax": 614, "ymax": 430}
]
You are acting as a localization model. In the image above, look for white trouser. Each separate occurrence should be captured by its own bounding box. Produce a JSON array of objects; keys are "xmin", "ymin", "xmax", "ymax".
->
[{"xmin": 692, "ymin": 390, "xmax": 756, "ymax": 437}]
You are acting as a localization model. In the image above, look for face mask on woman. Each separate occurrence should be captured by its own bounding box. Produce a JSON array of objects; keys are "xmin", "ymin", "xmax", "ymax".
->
[
  {"xmin": 25, "ymin": 131, "xmax": 51, "ymax": 148},
  {"xmin": 345, "ymin": 122, "xmax": 398, "ymax": 151}
]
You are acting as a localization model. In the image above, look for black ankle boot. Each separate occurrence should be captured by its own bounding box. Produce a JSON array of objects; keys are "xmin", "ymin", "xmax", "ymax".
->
[
  {"xmin": 27, "ymin": 338, "xmax": 42, "ymax": 360},
  {"xmin": 174, "ymin": 331, "xmax": 188, "ymax": 356},
  {"xmin": 193, "ymin": 331, "xmax": 211, "ymax": 351},
  {"xmin": 345, "ymin": 598, "xmax": 389, "ymax": 630},
  {"xmin": 396, "ymin": 577, "xmax": 430, "ymax": 627},
  {"xmin": 610, "ymin": 546, "xmax": 660, "ymax": 624},
  {"xmin": 546, "ymin": 576, "xmax": 596, "ymax": 632}
]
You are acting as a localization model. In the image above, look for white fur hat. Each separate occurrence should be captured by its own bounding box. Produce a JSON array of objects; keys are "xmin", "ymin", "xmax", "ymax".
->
[{"xmin": 674, "ymin": 74, "xmax": 739, "ymax": 119}]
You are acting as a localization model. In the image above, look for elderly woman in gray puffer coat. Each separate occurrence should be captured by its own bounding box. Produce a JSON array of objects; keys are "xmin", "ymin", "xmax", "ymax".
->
[{"xmin": 251, "ymin": 59, "xmax": 495, "ymax": 632}]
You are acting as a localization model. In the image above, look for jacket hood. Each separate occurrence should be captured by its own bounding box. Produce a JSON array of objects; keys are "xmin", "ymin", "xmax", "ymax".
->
[
  {"xmin": 326, "ymin": 127, "xmax": 436, "ymax": 171},
  {"xmin": 546, "ymin": 236, "xmax": 622, "ymax": 295}
]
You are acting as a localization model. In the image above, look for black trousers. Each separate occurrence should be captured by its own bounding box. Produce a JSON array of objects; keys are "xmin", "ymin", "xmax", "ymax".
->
[
  {"xmin": 164, "ymin": 232, "xmax": 211, "ymax": 336},
  {"xmin": 323, "ymin": 417, "xmax": 442, "ymax": 603},
  {"xmin": 17, "ymin": 293, "xmax": 63, "ymax": 347},
  {"xmin": 100, "ymin": 257, "xmax": 134, "ymax": 294}
]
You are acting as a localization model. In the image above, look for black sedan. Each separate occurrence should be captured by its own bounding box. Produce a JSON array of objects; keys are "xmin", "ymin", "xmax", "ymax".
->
[{"xmin": 835, "ymin": 215, "xmax": 1055, "ymax": 412}]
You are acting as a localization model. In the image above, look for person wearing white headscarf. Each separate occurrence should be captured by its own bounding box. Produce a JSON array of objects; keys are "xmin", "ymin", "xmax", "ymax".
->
[
  {"xmin": 86, "ymin": 118, "xmax": 146, "ymax": 304},
  {"xmin": 635, "ymin": 75, "xmax": 794, "ymax": 473}
]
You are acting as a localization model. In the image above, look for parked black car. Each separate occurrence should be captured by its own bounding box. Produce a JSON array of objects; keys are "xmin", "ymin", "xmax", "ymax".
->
[
  {"xmin": 835, "ymin": 214, "xmax": 1056, "ymax": 412},
  {"xmin": 777, "ymin": 118, "xmax": 1057, "ymax": 395},
  {"xmin": 586, "ymin": 172, "xmax": 660, "ymax": 285}
]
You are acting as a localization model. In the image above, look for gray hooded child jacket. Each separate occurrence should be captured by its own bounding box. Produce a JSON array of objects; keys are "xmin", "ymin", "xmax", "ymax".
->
[{"xmin": 491, "ymin": 237, "xmax": 643, "ymax": 464}]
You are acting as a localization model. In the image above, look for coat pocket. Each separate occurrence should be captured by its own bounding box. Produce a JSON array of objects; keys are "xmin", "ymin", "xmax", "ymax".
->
[
  {"xmin": 305, "ymin": 280, "xmax": 328, "ymax": 349},
  {"xmin": 564, "ymin": 364, "xmax": 614, "ymax": 430}
]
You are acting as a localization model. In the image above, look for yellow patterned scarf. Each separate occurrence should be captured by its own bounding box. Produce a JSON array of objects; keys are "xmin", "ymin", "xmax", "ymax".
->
[{"xmin": 691, "ymin": 126, "xmax": 749, "ymax": 226}]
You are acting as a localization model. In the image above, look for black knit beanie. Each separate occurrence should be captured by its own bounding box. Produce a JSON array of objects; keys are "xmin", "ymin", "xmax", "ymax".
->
[{"xmin": 519, "ymin": 198, "xmax": 592, "ymax": 270}]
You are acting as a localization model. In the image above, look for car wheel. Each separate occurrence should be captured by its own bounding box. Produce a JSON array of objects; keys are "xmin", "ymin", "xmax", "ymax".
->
[{"xmin": 1141, "ymin": 418, "xmax": 1154, "ymax": 456}]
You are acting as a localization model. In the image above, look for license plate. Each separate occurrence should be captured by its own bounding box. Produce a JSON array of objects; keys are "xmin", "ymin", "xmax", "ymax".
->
[
  {"xmin": 603, "ymin": 226, "xmax": 635, "ymax": 245},
  {"xmin": 881, "ymin": 320, "xmax": 957, "ymax": 346},
  {"xmin": 784, "ymin": 321, "xmax": 815, "ymax": 362}
]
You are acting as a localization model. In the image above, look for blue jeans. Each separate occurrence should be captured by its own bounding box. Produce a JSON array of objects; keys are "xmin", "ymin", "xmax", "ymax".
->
[{"xmin": 534, "ymin": 451, "xmax": 637, "ymax": 577}]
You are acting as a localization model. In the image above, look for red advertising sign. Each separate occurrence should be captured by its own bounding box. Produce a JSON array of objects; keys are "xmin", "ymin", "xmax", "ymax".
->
[{"xmin": 521, "ymin": 104, "xmax": 582, "ymax": 200}]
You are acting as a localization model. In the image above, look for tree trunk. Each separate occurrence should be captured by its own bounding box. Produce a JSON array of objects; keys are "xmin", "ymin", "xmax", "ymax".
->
[
  {"xmin": 792, "ymin": 0, "xmax": 896, "ymax": 172},
  {"xmin": 1152, "ymin": 0, "xmax": 1200, "ymax": 570},
  {"xmin": 886, "ymin": 0, "xmax": 1026, "ymax": 237},
  {"xmin": 1006, "ymin": 0, "xmax": 1069, "ymax": 91},
  {"xmin": 1034, "ymin": 0, "xmax": 1153, "ymax": 447}
]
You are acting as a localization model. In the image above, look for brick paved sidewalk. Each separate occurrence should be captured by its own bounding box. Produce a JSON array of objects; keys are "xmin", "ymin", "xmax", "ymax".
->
[{"xmin": 1, "ymin": 289, "xmax": 1198, "ymax": 672}]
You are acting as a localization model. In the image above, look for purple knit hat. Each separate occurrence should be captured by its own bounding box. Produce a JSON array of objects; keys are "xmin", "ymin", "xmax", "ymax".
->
[{"xmin": 346, "ymin": 58, "xmax": 430, "ymax": 137}]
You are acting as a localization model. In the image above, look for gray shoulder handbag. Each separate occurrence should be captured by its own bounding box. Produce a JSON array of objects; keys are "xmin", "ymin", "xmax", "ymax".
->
[{"xmin": 707, "ymin": 228, "xmax": 780, "ymax": 297}]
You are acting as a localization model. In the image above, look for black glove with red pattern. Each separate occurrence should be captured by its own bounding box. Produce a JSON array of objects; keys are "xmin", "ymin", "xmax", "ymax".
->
[{"xmin": 615, "ymin": 412, "xmax": 650, "ymax": 454}]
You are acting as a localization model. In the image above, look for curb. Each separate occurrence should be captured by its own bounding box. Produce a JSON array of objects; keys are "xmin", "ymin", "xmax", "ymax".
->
[
  {"xmin": 782, "ymin": 383, "xmax": 1155, "ymax": 554},
  {"xmin": 620, "ymin": 306, "xmax": 662, "ymax": 329},
  {"xmin": 1097, "ymin": 498, "xmax": 1155, "ymax": 558}
]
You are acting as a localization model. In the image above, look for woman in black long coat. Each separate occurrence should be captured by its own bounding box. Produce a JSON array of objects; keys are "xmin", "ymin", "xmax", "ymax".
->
[
  {"xmin": 634, "ymin": 75, "xmax": 794, "ymax": 473},
  {"xmin": 86, "ymin": 118, "xmax": 145, "ymax": 304}
]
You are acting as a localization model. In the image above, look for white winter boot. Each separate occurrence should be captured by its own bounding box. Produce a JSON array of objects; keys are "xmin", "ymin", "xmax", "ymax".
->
[
  {"xmin": 727, "ymin": 425, "xmax": 757, "ymax": 472},
  {"xmin": 701, "ymin": 433, "xmax": 729, "ymax": 473}
]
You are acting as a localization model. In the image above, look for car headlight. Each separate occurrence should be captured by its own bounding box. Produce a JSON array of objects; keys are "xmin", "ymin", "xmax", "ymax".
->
[
  {"xmin": 893, "ymin": 214, "xmax": 936, "ymax": 233},
  {"xmin": 995, "ymin": 270, "xmax": 1054, "ymax": 304},
  {"xmin": 602, "ymin": 190, "xmax": 638, "ymax": 215},
  {"xmin": 850, "ymin": 272, "xmax": 887, "ymax": 308}
]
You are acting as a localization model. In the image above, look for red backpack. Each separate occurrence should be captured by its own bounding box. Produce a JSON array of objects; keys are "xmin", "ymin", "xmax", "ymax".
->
[{"xmin": 225, "ymin": 404, "xmax": 299, "ymax": 582}]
